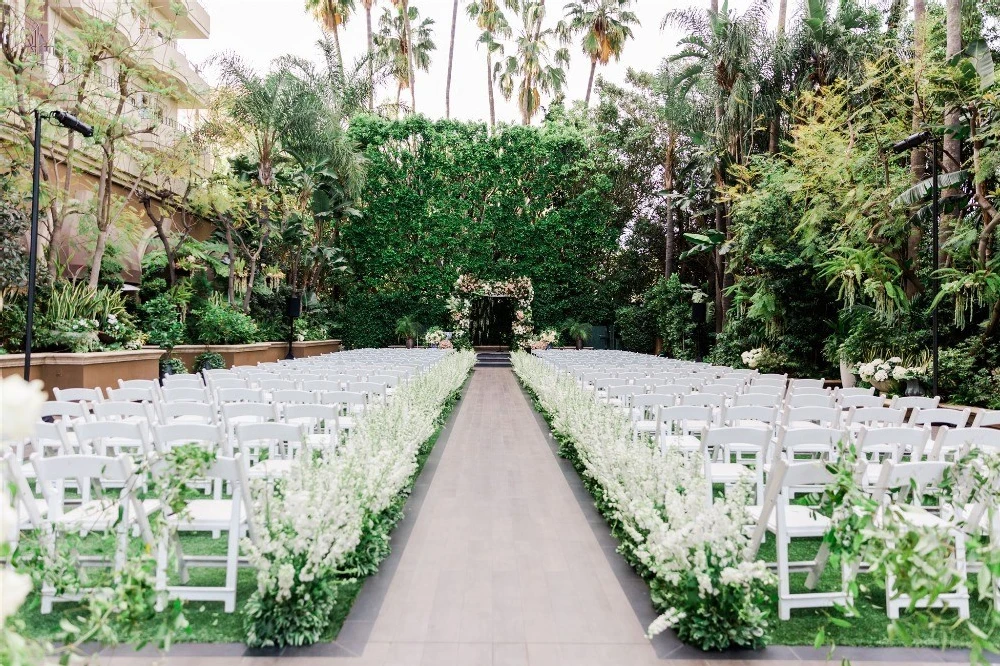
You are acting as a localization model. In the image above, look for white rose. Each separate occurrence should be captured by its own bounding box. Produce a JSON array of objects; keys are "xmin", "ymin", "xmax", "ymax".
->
[
  {"xmin": 0, "ymin": 569, "xmax": 32, "ymax": 620},
  {"xmin": 0, "ymin": 375, "xmax": 46, "ymax": 441}
]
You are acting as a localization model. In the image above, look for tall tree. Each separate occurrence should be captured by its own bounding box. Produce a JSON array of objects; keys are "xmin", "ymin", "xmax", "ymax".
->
[
  {"xmin": 390, "ymin": 0, "xmax": 418, "ymax": 112},
  {"xmin": 467, "ymin": 0, "xmax": 512, "ymax": 129},
  {"xmin": 941, "ymin": 0, "xmax": 963, "ymax": 263},
  {"xmin": 446, "ymin": 0, "xmax": 460, "ymax": 118},
  {"xmin": 498, "ymin": 1, "xmax": 571, "ymax": 125},
  {"xmin": 362, "ymin": 0, "xmax": 377, "ymax": 110},
  {"xmin": 305, "ymin": 0, "xmax": 356, "ymax": 74},
  {"xmin": 565, "ymin": 0, "xmax": 639, "ymax": 108},
  {"xmin": 375, "ymin": 5, "xmax": 436, "ymax": 112}
]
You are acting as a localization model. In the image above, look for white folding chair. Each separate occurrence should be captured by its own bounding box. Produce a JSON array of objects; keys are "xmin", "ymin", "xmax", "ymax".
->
[
  {"xmin": 855, "ymin": 425, "xmax": 931, "ymax": 487},
  {"xmin": 348, "ymin": 382, "xmax": 388, "ymax": 407},
  {"xmin": 656, "ymin": 405, "xmax": 714, "ymax": 453},
  {"xmin": 835, "ymin": 386, "xmax": 877, "ymax": 399},
  {"xmin": 701, "ymin": 426, "xmax": 771, "ymax": 502},
  {"xmin": 271, "ymin": 389, "xmax": 319, "ymax": 405},
  {"xmin": 235, "ymin": 422, "xmax": 306, "ymax": 479},
  {"xmin": 789, "ymin": 378, "xmax": 825, "ymax": 390},
  {"xmin": 52, "ymin": 387, "xmax": 104, "ymax": 404},
  {"xmin": 74, "ymin": 420, "xmax": 156, "ymax": 459},
  {"xmin": 207, "ymin": 377, "xmax": 247, "ymax": 391},
  {"xmin": 839, "ymin": 394, "xmax": 885, "ymax": 409},
  {"xmin": 734, "ymin": 393, "xmax": 782, "ymax": 408},
  {"xmin": 972, "ymin": 410, "xmax": 1000, "ymax": 428},
  {"xmin": 215, "ymin": 388, "xmax": 265, "ymax": 404},
  {"xmin": 747, "ymin": 460, "xmax": 852, "ymax": 620},
  {"xmin": 891, "ymin": 395, "xmax": 941, "ymax": 412},
  {"xmin": 39, "ymin": 400, "xmax": 92, "ymax": 425},
  {"xmin": 908, "ymin": 407, "xmax": 971, "ymax": 429},
  {"xmin": 162, "ymin": 386, "xmax": 213, "ymax": 405},
  {"xmin": 870, "ymin": 461, "xmax": 969, "ymax": 620},
  {"xmin": 786, "ymin": 393, "xmax": 836, "ymax": 409},
  {"xmin": 629, "ymin": 394, "xmax": 675, "ymax": 440},
  {"xmin": 3, "ymin": 451, "xmax": 47, "ymax": 544},
  {"xmin": 930, "ymin": 426, "xmax": 1000, "ymax": 461},
  {"xmin": 259, "ymin": 378, "xmax": 298, "ymax": 391},
  {"xmin": 845, "ymin": 406, "xmax": 906, "ymax": 433},
  {"xmin": 773, "ymin": 426, "xmax": 847, "ymax": 464},
  {"xmin": 106, "ymin": 386, "xmax": 159, "ymax": 405},
  {"xmin": 221, "ymin": 402, "xmax": 279, "ymax": 445},
  {"xmin": 782, "ymin": 405, "xmax": 842, "ymax": 430},
  {"xmin": 31, "ymin": 453, "xmax": 156, "ymax": 613},
  {"xmin": 156, "ymin": 454, "xmax": 255, "ymax": 613},
  {"xmin": 721, "ymin": 405, "xmax": 779, "ymax": 430},
  {"xmin": 91, "ymin": 401, "xmax": 157, "ymax": 433},
  {"xmin": 160, "ymin": 402, "xmax": 218, "ymax": 425},
  {"xmin": 161, "ymin": 375, "xmax": 205, "ymax": 389}
]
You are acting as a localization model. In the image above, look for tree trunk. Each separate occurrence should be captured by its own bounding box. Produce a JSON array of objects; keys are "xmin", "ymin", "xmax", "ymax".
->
[
  {"xmin": 332, "ymin": 24, "xmax": 345, "ymax": 75},
  {"xmin": 402, "ymin": 0, "xmax": 417, "ymax": 113},
  {"xmin": 584, "ymin": 60, "xmax": 597, "ymax": 108},
  {"xmin": 664, "ymin": 133, "xmax": 676, "ymax": 278},
  {"xmin": 905, "ymin": 0, "xmax": 927, "ymax": 297},
  {"xmin": 224, "ymin": 223, "xmax": 236, "ymax": 306},
  {"xmin": 768, "ymin": 0, "xmax": 786, "ymax": 154},
  {"xmin": 776, "ymin": 0, "xmax": 787, "ymax": 34},
  {"xmin": 446, "ymin": 0, "xmax": 459, "ymax": 119},
  {"xmin": 366, "ymin": 6, "xmax": 374, "ymax": 112},
  {"xmin": 941, "ymin": 0, "xmax": 963, "ymax": 263},
  {"xmin": 487, "ymin": 51, "xmax": 496, "ymax": 129}
]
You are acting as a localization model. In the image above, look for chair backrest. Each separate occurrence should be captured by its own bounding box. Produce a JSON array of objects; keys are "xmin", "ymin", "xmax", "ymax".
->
[
  {"xmin": 161, "ymin": 375, "xmax": 205, "ymax": 389},
  {"xmin": 681, "ymin": 393, "xmax": 724, "ymax": 409},
  {"xmin": 871, "ymin": 460, "xmax": 951, "ymax": 504},
  {"xmin": 161, "ymin": 387, "xmax": 212, "ymax": 404},
  {"xmin": 856, "ymin": 425, "xmax": 931, "ymax": 463},
  {"xmin": 751, "ymin": 374, "xmax": 787, "ymax": 387},
  {"xmin": 890, "ymin": 395, "xmax": 940, "ymax": 411},
  {"xmin": 271, "ymin": 389, "xmax": 319, "ymax": 405},
  {"xmin": 701, "ymin": 384, "xmax": 739, "ymax": 398},
  {"xmin": 106, "ymin": 386, "xmax": 157, "ymax": 403},
  {"xmin": 259, "ymin": 378, "xmax": 298, "ymax": 391},
  {"xmin": 846, "ymin": 406, "xmax": 906, "ymax": 428},
  {"xmin": 235, "ymin": 422, "xmax": 305, "ymax": 461},
  {"xmin": 783, "ymin": 405, "xmax": 841, "ymax": 429},
  {"xmin": 153, "ymin": 422, "xmax": 226, "ymax": 456},
  {"xmin": 789, "ymin": 378, "xmax": 825, "ymax": 389},
  {"xmin": 839, "ymin": 394, "xmax": 885, "ymax": 409},
  {"xmin": 973, "ymin": 409, "xmax": 1000, "ymax": 428},
  {"xmin": 92, "ymin": 400, "xmax": 156, "ymax": 425},
  {"xmin": 208, "ymin": 378, "xmax": 248, "ymax": 391},
  {"xmin": 160, "ymin": 401, "xmax": 217, "ymax": 425},
  {"xmin": 733, "ymin": 393, "xmax": 781, "ymax": 408},
  {"xmin": 301, "ymin": 380, "xmax": 343, "ymax": 393},
  {"xmin": 630, "ymin": 393, "xmax": 676, "ymax": 411},
  {"xmin": 202, "ymin": 368, "xmax": 236, "ymax": 378},
  {"xmin": 931, "ymin": 426, "xmax": 1000, "ymax": 460},
  {"xmin": 32, "ymin": 452, "xmax": 133, "ymax": 486},
  {"xmin": 30, "ymin": 421, "xmax": 73, "ymax": 457},
  {"xmin": 787, "ymin": 386, "xmax": 830, "ymax": 397},
  {"xmin": 836, "ymin": 386, "xmax": 877, "ymax": 399},
  {"xmin": 74, "ymin": 420, "xmax": 154, "ymax": 457},
  {"xmin": 3, "ymin": 451, "xmax": 44, "ymax": 527},
  {"xmin": 702, "ymin": 426, "xmax": 771, "ymax": 457},
  {"xmin": 283, "ymin": 404, "xmax": 341, "ymax": 433},
  {"xmin": 786, "ymin": 392, "xmax": 835, "ymax": 409},
  {"xmin": 713, "ymin": 376, "xmax": 747, "ymax": 387},
  {"xmin": 349, "ymin": 382, "xmax": 387, "ymax": 403},
  {"xmin": 658, "ymin": 405, "xmax": 714, "ymax": 429},
  {"xmin": 908, "ymin": 407, "xmax": 971, "ymax": 429},
  {"xmin": 319, "ymin": 391, "xmax": 368, "ymax": 412},
  {"xmin": 775, "ymin": 426, "xmax": 847, "ymax": 461},
  {"xmin": 368, "ymin": 374, "xmax": 399, "ymax": 388},
  {"xmin": 722, "ymin": 405, "xmax": 779, "ymax": 428},
  {"xmin": 52, "ymin": 387, "xmax": 104, "ymax": 403},
  {"xmin": 119, "ymin": 379, "xmax": 159, "ymax": 391},
  {"xmin": 39, "ymin": 400, "xmax": 91, "ymax": 423},
  {"xmin": 216, "ymin": 387, "xmax": 265, "ymax": 404}
]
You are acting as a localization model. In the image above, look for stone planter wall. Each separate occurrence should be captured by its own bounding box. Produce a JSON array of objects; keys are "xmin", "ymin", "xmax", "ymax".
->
[
  {"xmin": 0, "ymin": 349, "xmax": 164, "ymax": 397},
  {"xmin": 167, "ymin": 340, "xmax": 342, "ymax": 371}
]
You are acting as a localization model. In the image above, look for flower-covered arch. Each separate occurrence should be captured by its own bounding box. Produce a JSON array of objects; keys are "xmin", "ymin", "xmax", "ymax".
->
[{"xmin": 446, "ymin": 274, "xmax": 534, "ymax": 349}]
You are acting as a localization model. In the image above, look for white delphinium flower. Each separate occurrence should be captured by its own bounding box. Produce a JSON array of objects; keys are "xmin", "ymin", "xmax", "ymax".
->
[{"xmin": 0, "ymin": 375, "xmax": 46, "ymax": 441}]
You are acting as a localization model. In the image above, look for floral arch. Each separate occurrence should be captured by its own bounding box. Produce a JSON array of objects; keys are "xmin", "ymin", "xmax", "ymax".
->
[{"xmin": 446, "ymin": 274, "xmax": 534, "ymax": 349}]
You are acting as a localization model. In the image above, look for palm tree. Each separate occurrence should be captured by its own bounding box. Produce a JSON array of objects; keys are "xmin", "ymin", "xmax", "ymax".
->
[
  {"xmin": 446, "ymin": 0, "xmax": 460, "ymax": 118},
  {"xmin": 498, "ymin": 1, "xmax": 571, "ymax": 125},
  {"xmin": 374, "ymin": 5, "xmax": 436, "ymax": 113},
  {"xmin": 389, "ymin": 0, "xmax": 418, "ymax": 113},
  {"xmin": 305, "ymin": 0, "xmax": 355, "ymax": 73},
  {"xmin": 362, "ymin": 0, "xmax": 377, "ymax": 111},
  {"xmin": 467, "ymin": 0, "xmax": 512, "ymax": 128},
  {"xmin": 564, "ymin": 0, "xmax": 638, "ymax": 108}
]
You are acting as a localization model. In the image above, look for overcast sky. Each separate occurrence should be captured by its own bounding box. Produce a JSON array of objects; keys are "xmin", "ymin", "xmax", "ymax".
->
[{"xmin": 181, "ymin": 0, "xmax": 761, "ymax": 123}]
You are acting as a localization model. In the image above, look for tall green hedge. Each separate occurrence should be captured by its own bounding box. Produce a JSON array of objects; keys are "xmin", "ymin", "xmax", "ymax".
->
[{"xmin": 341, "ymin": 115, "xmax": 622, "ymax": 348}]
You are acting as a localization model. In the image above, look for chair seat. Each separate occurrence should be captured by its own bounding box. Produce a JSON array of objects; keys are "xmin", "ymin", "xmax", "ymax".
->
[
  {"xmin": 878, "ymin": 505, "xmax": 953, "ymax": 531},
  {"xmin": 18, "ymin": 496, "xmax": 48, "ymax": 527},
  {"xmin": 747, "ymin": 504, "xmax": 830, "ymax": 537},
  {"xmin": 173, "ymin": 499, "xmax": 240, "ymax": 531},
  {"xmin": 248, "ymin": 459, "xmax": 295, "ymax": 479},
  {"xmin": 659, "ymin": 435, "xmax": 700, "ymax": 451},
  {"xmin": 709, "ymin": 462, "xmax": 753, "ymax": 483},
  {"xmin": 634, "ymin": 420, "xmax": 656, "ymax": 433},
  {"xmin": 56, "ymin": 498, "xmax": 158, "ymax": 532}
]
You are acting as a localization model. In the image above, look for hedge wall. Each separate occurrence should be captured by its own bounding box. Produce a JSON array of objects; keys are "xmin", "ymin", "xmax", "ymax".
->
[{"xmin": 341, "ymin": 115, "xmax": 622, "ymax": 348}]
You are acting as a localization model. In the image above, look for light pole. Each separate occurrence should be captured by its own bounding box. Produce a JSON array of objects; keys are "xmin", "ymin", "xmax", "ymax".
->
[
  {"xmin": 891, "ymin": 130, "xmax": 939, "ymax": 396},
  {"xmin": 23, "ymin": 109, "xmax": 94, "ymax": 381}
]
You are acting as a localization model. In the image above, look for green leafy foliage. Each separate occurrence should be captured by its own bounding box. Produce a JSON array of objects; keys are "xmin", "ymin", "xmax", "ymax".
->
[
  {"xmin": 193, "ymin": 351, "xmax": 226, "ymax": 372},
  {"xmin": 189, "ymin": 299, "xmax": 259, "ymax": 345},
  {"xmin": 139, "ymin": 295, "xmax": 186, "ymax": 349}
]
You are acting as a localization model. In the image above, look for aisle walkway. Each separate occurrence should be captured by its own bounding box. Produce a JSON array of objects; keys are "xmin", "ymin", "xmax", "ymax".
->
[{"xmin": 336, "ymin": 367, "xmax": 659, "ymax": 665}]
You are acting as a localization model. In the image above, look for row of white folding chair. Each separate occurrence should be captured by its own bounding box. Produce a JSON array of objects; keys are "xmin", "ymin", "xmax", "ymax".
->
[{"xmin": 747, "ymin": 457, "xmax": 968, "ymax": 620}]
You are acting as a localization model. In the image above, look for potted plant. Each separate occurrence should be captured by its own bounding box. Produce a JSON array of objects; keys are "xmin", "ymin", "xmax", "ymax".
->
[
  {"xmin": 395, "ymin": 315, "xmax": 421, "ymax": 349},
  {"xmin": 563, "ymin": 320, "xmax": 593, "ymax": 351},
  {"xmin": 824, "ymin": 307, "xmax": 871, "ymax": 389},
  {"xmin": 425, "ymin": 327, "xmax": 446, "ymax": 348}
]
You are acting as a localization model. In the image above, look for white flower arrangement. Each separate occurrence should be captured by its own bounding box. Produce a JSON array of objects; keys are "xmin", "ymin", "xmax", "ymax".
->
[
  {"xmin": 424, "ymin": 328, "xmax": 447, "ymax": 345},
  {"xmin": 512, "ymin": 353, "xmax": 773, "ymax": 648},
  {"xmin": 856, "ymin": 356, "xmax": 927, "ymax": 386},
  {"xmin": 741, "ymin": 348, "xmax": 764, "ymax": 368},
  {"xmin": 243, "ymin": 352, "xmax": 475, "ymax": 644}
]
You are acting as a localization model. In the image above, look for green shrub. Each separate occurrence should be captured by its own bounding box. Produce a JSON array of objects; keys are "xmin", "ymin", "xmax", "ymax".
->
[
  {"xmin": 939, "ymin": 338, "xmax": 1000, "ymax": 408},
  {"xmin": 160, "ymin": 356, "xmax": 188, "ymax": 375},
  {"xmin": 139, "ymin": 295, "xmax": 186, "ymax": 349},
  {"xmin": 190, "ymin": 299, "xmax": 259, "ymax": 345},
  {"xmin": 194, "ymin": 351, "xmax": 226, "ymax": 372},
  {"xmin": 645, "ymin": 275, "xmax": 700, "ymax": 360},
  {"xmin": 0, "ymin": 297, "xmax": 26, "ymax": 352},
  {"xmin": 615, "ymin": 305, "xmax": 654, "ymax": 353}
]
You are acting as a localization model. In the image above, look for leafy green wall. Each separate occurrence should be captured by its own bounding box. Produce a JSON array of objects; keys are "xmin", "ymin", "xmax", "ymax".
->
[{"xmin": 341, "ymin": 115, "xmax": 621, "ymax": 348}]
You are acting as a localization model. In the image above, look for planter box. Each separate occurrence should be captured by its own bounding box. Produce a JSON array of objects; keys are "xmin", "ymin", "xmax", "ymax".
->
[
  {"xmin": 0, "ymin": 349, "xmax": 164, "ymax": 397},
  {"xmin": 166, "ymin": 340, "xmax": 342, "ymax": 371}
]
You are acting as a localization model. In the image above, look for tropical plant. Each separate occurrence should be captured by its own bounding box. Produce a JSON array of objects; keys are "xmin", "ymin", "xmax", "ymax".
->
[
  {"xmin": 467, "ymin": 0, "xmax": 513, "ymax": 128},
  {"xmin": 395, "ymin": 314, "xmax": 421, "ymax": 347},
  {"xmin": 305, "ymin": 0, "xmax": 355, "ymax": 72},
  {"xmin": 194, "ymin": 351, "xmax": 226, "ymax": 372},
  {"xmin": 375, "ymin": 4, "xmax": 436, "ymax": 112},
  {"xmin": 564, "ymin": 0, "xmax": 639, "ymax": 107},
  {"xmin": 498, "ymin": 1, "xmax": 572, "ymax": 125},
  {"xmin": 562, "ymin": 319, "xmax": 592, "ymax": 349}
]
